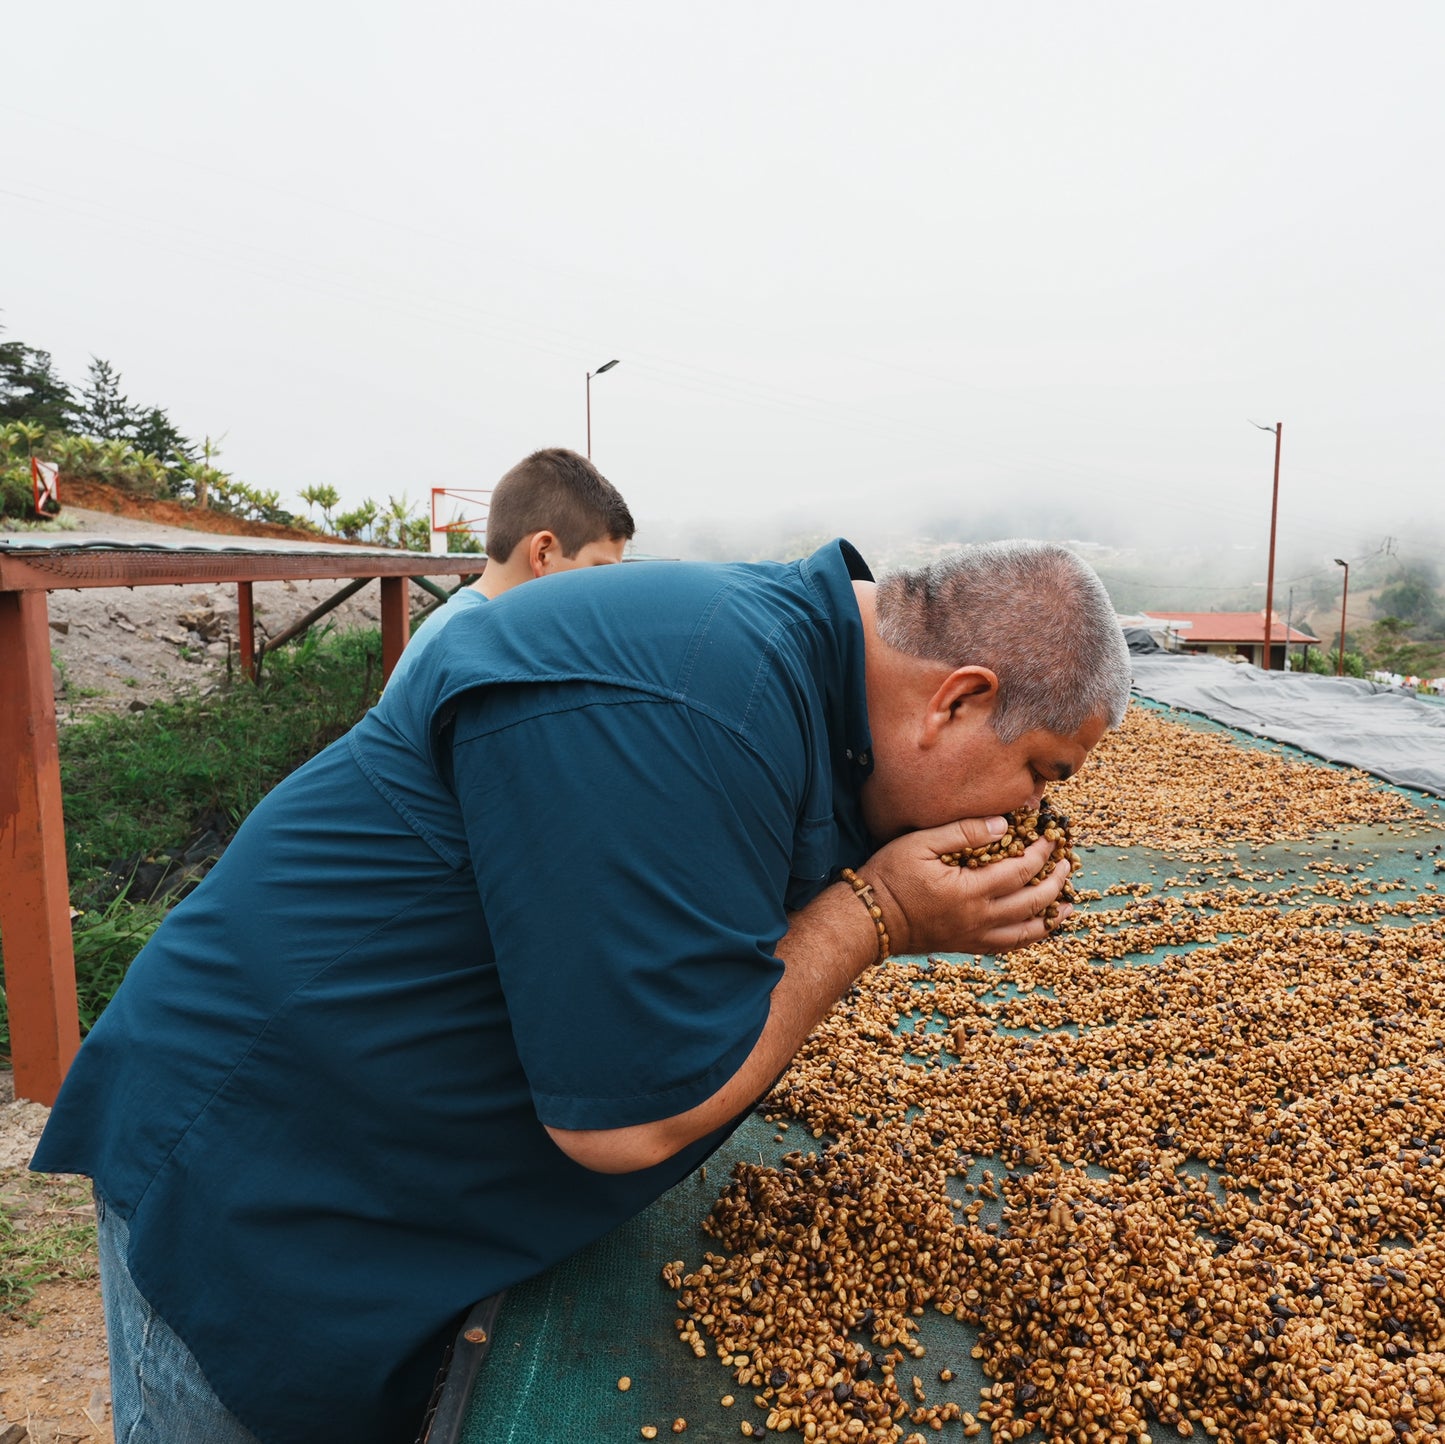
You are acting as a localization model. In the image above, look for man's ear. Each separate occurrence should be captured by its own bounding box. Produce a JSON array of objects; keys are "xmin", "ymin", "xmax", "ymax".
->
[
  {"xmin": 920, "ymin": 666, "xmax": 998, "ymax": 744},
  {"xmin": 527, "ymin": 531, "xmax": 560, "ymax": 578}
]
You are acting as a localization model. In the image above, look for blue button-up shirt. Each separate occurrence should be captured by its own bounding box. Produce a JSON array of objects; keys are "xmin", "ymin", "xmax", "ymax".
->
[{"xmin": 33, "ymin": 539, "xmax": 875, "ymax": 1444}]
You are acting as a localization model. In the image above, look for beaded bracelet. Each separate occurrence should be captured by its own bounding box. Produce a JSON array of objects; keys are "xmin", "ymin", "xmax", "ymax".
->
[{"xmin": 839, "ymin": 867, "xmax": 891, "ymax": 966}]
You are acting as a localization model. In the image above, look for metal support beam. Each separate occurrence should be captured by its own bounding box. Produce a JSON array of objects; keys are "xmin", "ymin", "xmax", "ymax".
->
[
  {"xmin": 258, "ymin": 577, "xmax": 371, "ymax": 658},
  {"xmin": 411, "ymin": 575, "xmax": 453, "ymax": 604}
]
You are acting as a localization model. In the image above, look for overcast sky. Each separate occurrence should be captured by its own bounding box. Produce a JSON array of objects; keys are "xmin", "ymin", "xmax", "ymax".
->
[{"xmin": 4, "ymin": 2, "xmax": 1442, "ymax": 573}]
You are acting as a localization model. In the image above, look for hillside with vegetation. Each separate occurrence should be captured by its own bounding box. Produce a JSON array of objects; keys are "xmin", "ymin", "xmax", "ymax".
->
[{"xmin": 1, "ymin": 323, "xmax": 480, "ymax": 554}]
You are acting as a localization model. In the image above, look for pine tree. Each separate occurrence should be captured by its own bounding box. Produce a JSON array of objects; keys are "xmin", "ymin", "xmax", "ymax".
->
[
  {"xmin": 0, "ymin": 331, "xmax": 77, "ymax": 431},
  {"xmin": 79, "ymin": 357, "xmax": 137, "ymax": 441},
  {"xmin": 131, "ymin": 406, "xmax": 198, "ymax": 496}
]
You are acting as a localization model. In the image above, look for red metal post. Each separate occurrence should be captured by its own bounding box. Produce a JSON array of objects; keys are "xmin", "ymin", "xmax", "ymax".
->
[
  {"xmin": 380, "ymin": 575, "xmax": 407, "ymax": 681},
  {"xmin": 1336, "ymin": 560, "xmax": 1350, "ymax": 677},
  {"xmin": 237, "ymin": 581, "xmax": 256, "ymax": 682},
  {"xmin": 1262, "ymin": 422, "xmax": 1282, "ymax": 670},
  {"xmin": 0, "ymin": 589, "xmax": 81, "ymax": 1104}
]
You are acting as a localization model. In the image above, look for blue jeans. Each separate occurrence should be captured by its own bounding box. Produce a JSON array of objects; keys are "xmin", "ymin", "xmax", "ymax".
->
[{"xmin": 95, "ymin": 1192, "xmax": 264, "ymax": 1444}]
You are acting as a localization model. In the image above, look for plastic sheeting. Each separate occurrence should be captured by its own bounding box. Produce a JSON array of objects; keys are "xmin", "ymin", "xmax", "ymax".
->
[
  {"xmin": 1129, "ymin": 651, "xmax": 1445, "ymax": 797},
  {"xmin": 1122, "ymin": 626, "xmax": 1166, "ymax": 654}
]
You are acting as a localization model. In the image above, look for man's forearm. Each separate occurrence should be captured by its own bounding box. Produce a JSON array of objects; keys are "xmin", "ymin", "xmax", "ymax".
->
[{"xmin": 545, "ymin": 880, "xmax": 880, "ymax": 1174}]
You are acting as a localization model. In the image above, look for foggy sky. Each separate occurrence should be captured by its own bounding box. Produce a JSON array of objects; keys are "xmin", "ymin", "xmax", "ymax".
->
[{"xmin": 3, "ymin": 2, "xmax": 1442, "ymax": 578}]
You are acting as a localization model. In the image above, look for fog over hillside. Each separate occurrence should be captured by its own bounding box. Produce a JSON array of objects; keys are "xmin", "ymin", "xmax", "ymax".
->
[
  {"xmin": 650, "ymin": 501, "xmax": 1444, "ymax": 630},
  {"xmin": 5, "ymin": 3, "xmax": 1442, "ymax": 592}
]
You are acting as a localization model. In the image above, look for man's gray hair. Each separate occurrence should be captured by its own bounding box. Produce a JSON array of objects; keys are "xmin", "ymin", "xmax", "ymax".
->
[{"xmin": 874, "ymin": 540, "xmax": 1132, "ymax": 743}]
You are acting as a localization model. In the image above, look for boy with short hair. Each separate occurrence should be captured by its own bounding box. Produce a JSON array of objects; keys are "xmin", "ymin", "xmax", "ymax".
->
[{"xmin": 390, "ymin": 447, "xmax": 634, "ymax": 686}]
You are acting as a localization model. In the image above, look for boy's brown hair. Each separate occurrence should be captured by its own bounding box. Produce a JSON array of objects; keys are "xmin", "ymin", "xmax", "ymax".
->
[{"xmin": 484, "ymin": 449, "xmax": 635, "ymax": 562}]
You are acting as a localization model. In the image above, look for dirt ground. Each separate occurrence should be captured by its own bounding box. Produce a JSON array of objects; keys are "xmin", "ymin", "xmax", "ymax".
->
[
  {"xmin": 2, "ymin": 489, "xmax": 460, "ymax": 1441},
  {"xmin": 1, "ymin": 1072, "xmax": 109, "ymax": 1444}
]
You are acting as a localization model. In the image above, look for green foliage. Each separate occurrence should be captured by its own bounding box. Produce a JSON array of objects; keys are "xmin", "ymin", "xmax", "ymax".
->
[
  {"xmin": 0, "ymin": 329, "xmax": 76, "ymax": 431},
  {"xmin": 201, "ymin": 473, "xmax": 300, "ymax": 527},
  {"xmin": 334, "ymin": 499, "xmax": 379, "ymax": 540},
  {"xmin": 1376, "ymin": 565, "xmax": 1444, "ymax": 643},
  {"xmin": 9, "ymin": 425, "xmax": 170, "ymax": 498},
  {"xmin": 1, "ymin": 322, "xmax": 487, "ymax": 553},
  {"xmin": 70, "ymin": 888, "xmax": 168, "ymax": 1032},
  {"xmin": 1361, "ymin": 615, "xmax": 1445, "ymax": 679},
  {"xmin": 1301, "ymin": 647, "xmax": 1366, "ymax": 679},
  {"xmin": 58, "ymin": 627, "xmax": 383, "ymax": 888},
  {"xmin": 449, "ymin": 528, "xmax": 485, "ymax": 555},
  {"xmin": 131, "ymin": 405, "xmax": 198, "ymax": 496},
  {"xmin": 4, "ymin": 419, "xmax": 45, "ymax": 453},
  {"xmin": 2, "ymin": 325, "xmax": 472, "ymax": 553},
  {"xmin": 78, "ymin": 356, "xmax": 136, "ymax": 441},
  {"xmin": 299, "ymin": 483, "xmax": 341, "ymax": 525},
  {"xmin": 0, "ymin": 461, "xmax": 37, "ymax": 519}
]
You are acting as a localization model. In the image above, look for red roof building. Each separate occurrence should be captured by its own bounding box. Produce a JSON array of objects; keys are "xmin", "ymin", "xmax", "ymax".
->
[{"xmin": 1141, "ymin": 611, "xmax": 1320, "ymax": 670}]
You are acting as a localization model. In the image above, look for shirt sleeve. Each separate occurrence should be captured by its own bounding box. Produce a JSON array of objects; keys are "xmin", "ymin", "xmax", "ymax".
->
[{"xmin": 448, "ymin": 685, "xmax": 802, "ymax": 1131}]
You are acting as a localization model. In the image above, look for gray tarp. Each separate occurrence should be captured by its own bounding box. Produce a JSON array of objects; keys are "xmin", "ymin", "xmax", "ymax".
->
[
  {"xmin": 1123, "ymin": 626, "xmax": 1166, "ymax": 654},
  {"xmin": 1128, "ymin": 652, "xmax": 1445, "ymax": 798}
]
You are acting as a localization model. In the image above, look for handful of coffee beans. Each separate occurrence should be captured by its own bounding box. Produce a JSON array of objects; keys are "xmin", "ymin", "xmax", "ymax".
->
[{"xmin": 939, "ymin": 799, "xmax": 1077, "ymax": 928}]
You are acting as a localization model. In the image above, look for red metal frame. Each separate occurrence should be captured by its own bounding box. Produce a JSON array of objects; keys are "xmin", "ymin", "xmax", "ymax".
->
[
  {"xmin": 0, "ymin": 542, "xmax": 472, "ymax": 1103},
  {"xmin": 430, "ymin": 487, "xmax": 492, "ymax": 536}
]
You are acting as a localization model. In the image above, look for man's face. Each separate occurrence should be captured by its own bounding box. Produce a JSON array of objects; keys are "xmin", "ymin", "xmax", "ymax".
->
[
  {"xmin": 860, "ymin": 701, "xmax": 1108, "ymax": 843},
  {"xmin": 541, "ymin": 536, "xmax": 627, "ymax": 575}
]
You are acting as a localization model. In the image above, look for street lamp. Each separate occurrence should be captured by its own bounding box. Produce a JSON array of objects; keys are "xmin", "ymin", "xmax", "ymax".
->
[
  {"xmin": 1334, "ymin": 558, "xmax": 1350, "ymax": 678},
  {"xmin": 585, "ymin": 359, "xmax": 620, "ymax": 459},
  {"xmin": 1250, "ymin": 421, "xmax": 1283, "ymax": 669}
]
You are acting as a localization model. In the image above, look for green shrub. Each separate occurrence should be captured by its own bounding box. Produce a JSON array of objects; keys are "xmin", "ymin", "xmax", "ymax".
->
[{"xmin": 0, "ymin": 464, "xmax": 38, "ymax": 519}]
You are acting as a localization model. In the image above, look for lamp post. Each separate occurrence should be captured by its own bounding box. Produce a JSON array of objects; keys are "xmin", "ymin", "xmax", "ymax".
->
[
  {"xmin": 1251, "ymin": 421, "xmax": 1283, "ymax": 669},
  {"xmin": 1334, "ymin": 558, "xmax": 1350, "ymax": 677},
  {"xmin": 585, "ymin": 359, "xmax": 620, "ymax": 459}
]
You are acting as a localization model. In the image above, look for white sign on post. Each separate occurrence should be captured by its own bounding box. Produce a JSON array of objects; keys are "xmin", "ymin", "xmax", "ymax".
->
[
  {"xmin": 32, "ymin": 457, "xmax": 60, "ymax": 513},
  {"xmin": 429, "ymin": 487, "xmax": 450, "ymax": 554}
]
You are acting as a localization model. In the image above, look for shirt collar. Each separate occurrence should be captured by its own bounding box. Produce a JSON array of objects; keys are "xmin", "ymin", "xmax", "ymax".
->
[{"xmin": 799, "ymin": 538, "xmax": 875, "ymax": 780}]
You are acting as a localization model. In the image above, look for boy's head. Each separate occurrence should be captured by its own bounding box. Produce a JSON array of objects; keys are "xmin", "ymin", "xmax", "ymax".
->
[{"xmin": 480, "ymin": 448, "xmax": 635, "ymax": 595}]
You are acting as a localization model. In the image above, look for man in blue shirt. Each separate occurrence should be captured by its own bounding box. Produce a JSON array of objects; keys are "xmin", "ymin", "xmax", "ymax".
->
[
  {"xmin": 390, "ymin": 446, "xmax": 634, "ymax": 689},
  {"xmin": 32, "ymin": 537, "xmax": 1132, "ymax": 1444}
]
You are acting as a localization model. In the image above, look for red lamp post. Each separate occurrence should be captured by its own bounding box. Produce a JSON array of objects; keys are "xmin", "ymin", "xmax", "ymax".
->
[
  {"xmin": 1334, "ymin": 558, "xmax": 1350, "ymax": 677},
  {"xmin": 1251, "ymin": 421, "xmax": 1283, "ymax": 670}
]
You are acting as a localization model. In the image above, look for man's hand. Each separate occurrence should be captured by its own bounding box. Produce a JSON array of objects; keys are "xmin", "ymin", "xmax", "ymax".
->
[
  {"xmin": 862, "ymin": 817, "xmax": 1071, "ymax": 956},
  {"xmin": 546, "ymin": 817, "xmax": 1069, "ymax": 1175}
]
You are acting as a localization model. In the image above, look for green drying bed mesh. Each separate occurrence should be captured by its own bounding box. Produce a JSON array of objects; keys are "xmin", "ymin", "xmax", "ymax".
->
[
  {"xmin": 457, "ymin": 1113, "xmax": 835, "ymax": 1444},
  {"xmin": 448, "ymin": 719, "xmax": 1445, "ymax": 1444}
]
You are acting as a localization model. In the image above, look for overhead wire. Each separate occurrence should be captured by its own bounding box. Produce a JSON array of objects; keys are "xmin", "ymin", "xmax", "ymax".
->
[
  {"xmin": 3, "ymin": 103, "xmax": 1430, "ymax": 556},
  {"xmin": 4, "ymin": 174, "xmax": 1246, "ymax": 506}
]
